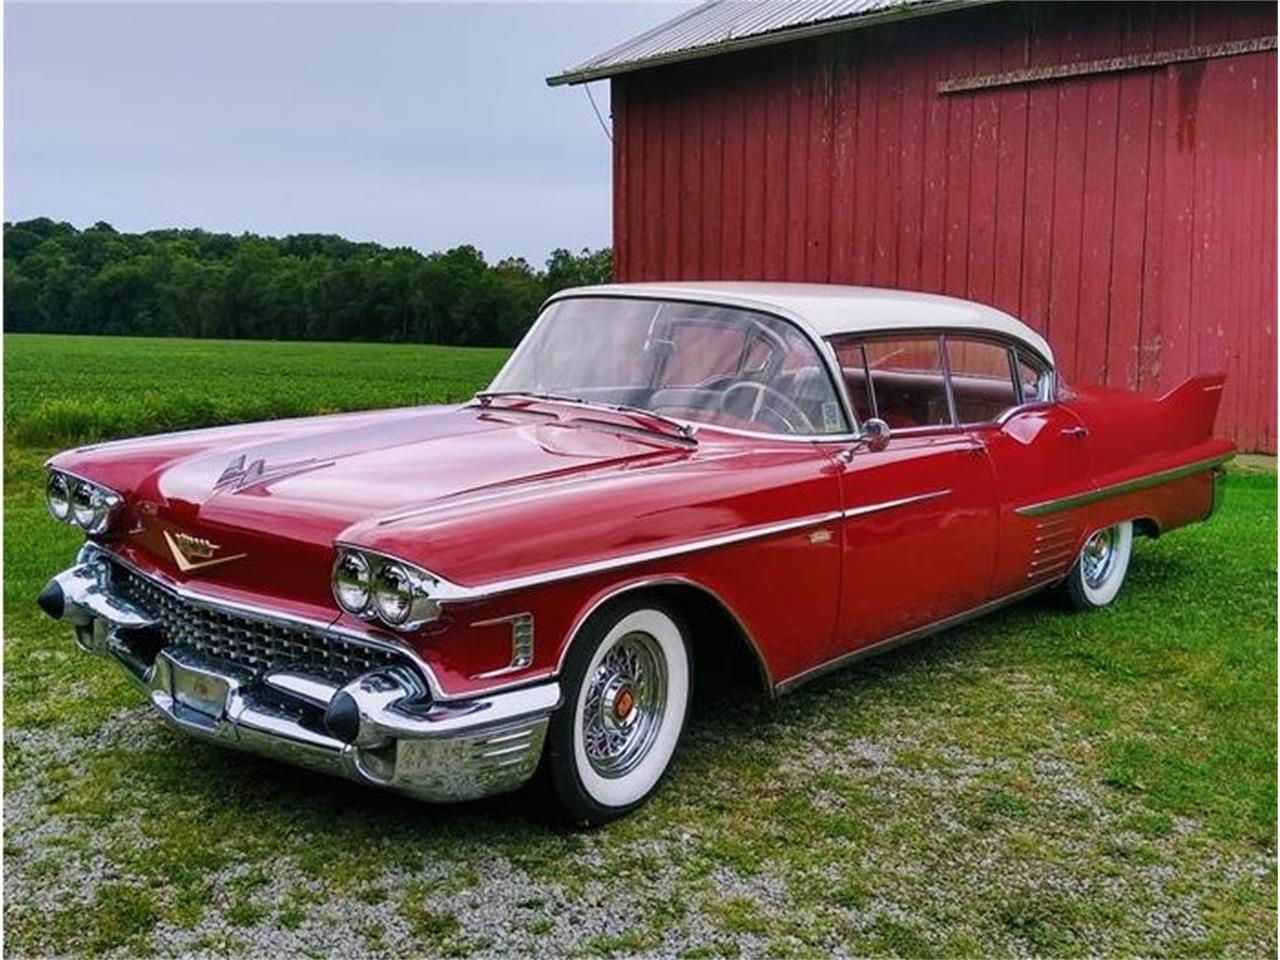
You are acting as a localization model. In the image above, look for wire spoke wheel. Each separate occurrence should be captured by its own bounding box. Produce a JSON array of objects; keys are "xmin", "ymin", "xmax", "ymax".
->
[
  {"xmin": 580, "ymin": 630, "xmax": 668, "ymax": 778},
  {"xmin": 1081, "ymin": 527, "xmax": 1118, "ymax": 588},
  {"xmin": 1063, "ymin": 520, "xmax": 1134, "ymax": 611}
]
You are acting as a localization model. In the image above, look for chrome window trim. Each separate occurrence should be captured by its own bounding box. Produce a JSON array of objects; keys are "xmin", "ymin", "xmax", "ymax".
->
[
  {"xmin": 829, "ymin": 328, "xmax": 1056, "ymax": 435},
  {"xmin": 1014, "ymin": 453, "xmax": 1235, "ymax": 517},
  {"xmin": 492, "ymin": 293, "xmax": 862, "ymax": 441}
]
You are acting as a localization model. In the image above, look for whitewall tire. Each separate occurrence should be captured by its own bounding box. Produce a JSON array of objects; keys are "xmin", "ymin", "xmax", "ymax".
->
[
  {"xmin": 1063, "ymin": 520, "xmax": 1134, "ymax": 610},
  {"xmin": 545, "ymin": 596, "xmax": 691, "ymax": 824}
]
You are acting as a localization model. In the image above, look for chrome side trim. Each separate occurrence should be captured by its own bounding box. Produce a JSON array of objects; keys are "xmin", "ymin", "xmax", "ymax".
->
[
  {"xmin": 775, "ymin": 583, "xmax": 1048, "ymax": 695},
  {"xmin": 443, "ymin": 510, "xmax": 842, "ymax": 602},
  {"xmin": 1014, "ymin": 453, "xmax": 1235, "ymax": 517},
  {"xmin": 842, "ymin": 489, "xmax": 952, "ymax": 519},
  {"xmin": 471, "ymin": 613, "xmax": 536, "ymax": 679}
]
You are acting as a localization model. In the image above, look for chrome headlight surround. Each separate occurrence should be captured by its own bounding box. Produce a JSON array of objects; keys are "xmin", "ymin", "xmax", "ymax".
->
[
  {"xmin": 332, "ymin": 547, "xmax": 442, "ymax": 631},
  {"xmin": 47, "ymin": 470, "xmax": 123, "ymax": 535}
]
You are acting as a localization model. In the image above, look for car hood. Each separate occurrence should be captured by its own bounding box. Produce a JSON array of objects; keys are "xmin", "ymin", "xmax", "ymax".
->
[{"xmin": 54, "ymin": 404, "xmax": 690, "ymax": 608}]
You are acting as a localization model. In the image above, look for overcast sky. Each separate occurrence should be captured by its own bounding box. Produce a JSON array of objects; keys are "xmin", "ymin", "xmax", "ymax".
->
[{"xmin": 5, "ymin": 2, "xmax": 693, "ymax": 264}]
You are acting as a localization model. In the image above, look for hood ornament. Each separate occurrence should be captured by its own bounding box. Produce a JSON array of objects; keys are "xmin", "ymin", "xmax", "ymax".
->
[
  {"xmin": 163, "ymin": 530, "xmax": 247, "ymax": 573},
  {"xmin": 214, "ymin": 455, "xmax": 330, "ymax": 493}
]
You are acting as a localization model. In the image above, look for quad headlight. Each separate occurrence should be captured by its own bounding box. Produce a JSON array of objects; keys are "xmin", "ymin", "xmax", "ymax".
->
[
  {"xmin": 332, "ymin": 547, "xmax": 441, "ymax": 630},
  {"xmin": 46, "ymin": 470, "xmax": 122, "ymax": 535}
]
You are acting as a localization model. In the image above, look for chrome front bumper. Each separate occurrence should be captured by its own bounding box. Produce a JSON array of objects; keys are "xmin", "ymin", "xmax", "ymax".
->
[{"xmin": 38, "ymin": 550, "xmax": 560, "ymax": 803}]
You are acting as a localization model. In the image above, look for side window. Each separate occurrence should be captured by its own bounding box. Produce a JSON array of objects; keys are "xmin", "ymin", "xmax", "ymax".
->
[
  {"xmin": 944, "ymin": 337, "xmax": 1020, "ymax": 423},
  {"xmin": 860, "ymin": 335, "xmax": 951, "ymax": 428},
  {"xmin": 1016, "ymin": 352, "xmax": 1052, "ymax": 403},
  {"xmin": 833, "ymin": 341, "xmax": 876, "ymax": 422}
]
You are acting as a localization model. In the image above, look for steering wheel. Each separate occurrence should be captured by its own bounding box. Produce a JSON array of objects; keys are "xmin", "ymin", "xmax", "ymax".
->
[{"xmin": 719, "ymin": 382, "xmax": 816, "ymax": 434}]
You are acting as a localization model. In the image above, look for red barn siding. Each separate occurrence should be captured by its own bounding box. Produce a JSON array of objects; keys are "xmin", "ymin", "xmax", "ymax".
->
[{"xmin": 611, "ymin": 1, "xmax": 1277, "ymax": 452}]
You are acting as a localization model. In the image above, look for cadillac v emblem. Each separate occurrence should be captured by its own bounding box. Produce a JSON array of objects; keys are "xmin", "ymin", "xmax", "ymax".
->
[{"xmin": 163, "ymin": 530, "xmax": 246, "ymax": 573}]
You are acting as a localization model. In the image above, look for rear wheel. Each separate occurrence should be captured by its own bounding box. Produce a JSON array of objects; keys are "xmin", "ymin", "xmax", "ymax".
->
[
  {"xmin": 1063, "ymin": 521, "xmax": 1134, "ymax": 610},
  {"xmin": 544, "ymin": 597, "xmax": 691, "ymax": 825}
]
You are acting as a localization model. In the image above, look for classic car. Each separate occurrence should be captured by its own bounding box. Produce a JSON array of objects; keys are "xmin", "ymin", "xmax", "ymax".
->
[{"xmin": 37, "ymin": 282, "xmax": 1234, "ymax": 823}]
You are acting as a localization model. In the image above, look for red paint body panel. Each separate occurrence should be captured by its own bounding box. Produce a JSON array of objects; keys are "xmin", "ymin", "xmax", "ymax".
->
[
  {"xmin": 610, "ymin": 1, "xmax": 1277, "ymax": 452},
  {"xmin": 49, "ymin": 346, "xmax": 1231, "ymax": 699}
]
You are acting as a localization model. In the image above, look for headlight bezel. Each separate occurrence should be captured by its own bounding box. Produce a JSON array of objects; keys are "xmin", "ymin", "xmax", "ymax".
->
[
  {"xmin": 332, "ymin": 547, "xmax": 442, "ymax": 631},
  {"xmin": 332, "ymin": 550, "xmax": 374, "ymax": 616},
  {"xmin": 46, "ymin": 471, "xmax": 71, "ymax": 521},
  {"xmin": 46, "ymin": 470, "xmax": 122, "ymax": 535}
]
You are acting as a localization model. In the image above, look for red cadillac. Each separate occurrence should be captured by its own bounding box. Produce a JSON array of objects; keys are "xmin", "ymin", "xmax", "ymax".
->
[{"xmin": 38, "ymin": 283, "xmax": 1233, "ymax": 823}]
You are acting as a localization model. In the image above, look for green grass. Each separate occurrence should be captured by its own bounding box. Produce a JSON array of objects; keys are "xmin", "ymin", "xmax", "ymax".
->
[
  {"xmin": 4, "ymin": 333, "xmax": 508, "ymax": 447},
  {"xmin": 3, "ymin": 333, "xmax": 1276, "ymax": 956}
]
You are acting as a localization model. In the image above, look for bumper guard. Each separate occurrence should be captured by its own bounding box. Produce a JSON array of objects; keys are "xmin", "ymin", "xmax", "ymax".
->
[{"xmin": 38, "ymin": 552, "xmax": 560, "ymax": 803}]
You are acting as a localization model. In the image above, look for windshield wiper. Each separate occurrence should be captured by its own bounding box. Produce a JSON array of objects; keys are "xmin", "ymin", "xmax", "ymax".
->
[{"xmin": 473, "ymin": 391, "xmax": 697, "ymax": 443}]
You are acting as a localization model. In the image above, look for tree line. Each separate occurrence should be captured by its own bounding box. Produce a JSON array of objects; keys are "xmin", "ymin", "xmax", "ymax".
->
[{"xmin": 4, "ymin": 218, "xmax": 612, "ymax": 346}]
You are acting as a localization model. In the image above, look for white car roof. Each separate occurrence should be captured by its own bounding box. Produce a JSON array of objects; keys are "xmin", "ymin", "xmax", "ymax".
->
[{"xmin": 551, "ymin": 281, "xmax": 1055, "ymax": 365}]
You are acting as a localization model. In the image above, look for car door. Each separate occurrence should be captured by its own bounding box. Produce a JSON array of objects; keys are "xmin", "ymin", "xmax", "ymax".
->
[
  {"xmin": 827, "ymin": 334, "xmax": 999, "ymax": 656},
  {"xmin": 945, "ymin": 335, "xmax": 1096, "ymax": 599}
]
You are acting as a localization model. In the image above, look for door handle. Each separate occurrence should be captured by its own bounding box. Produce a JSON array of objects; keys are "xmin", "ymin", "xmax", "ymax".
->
[{"xmin": 1060, "ymin": 426, "xmax": 1088, "ymax": 438}]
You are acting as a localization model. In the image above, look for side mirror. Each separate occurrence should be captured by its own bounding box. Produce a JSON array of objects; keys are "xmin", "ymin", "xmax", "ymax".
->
[{"xmin": 859, "ymin": 417, "xmax": 891, "ymax": 452}]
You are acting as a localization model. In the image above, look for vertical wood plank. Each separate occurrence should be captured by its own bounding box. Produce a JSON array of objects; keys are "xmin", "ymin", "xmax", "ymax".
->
[
  {"xmin": 942, "ymin": 37, "xmax": 974, "ymax": 296},
  {"xmin": 1106, "ymin": 5, "xmax": 1156, "ymax": 391},
  {"xmin": 991, "ymin": 10, "xmax": 1030, "ymax": 318},
  {"xmin": 1020, "ymin": 4, "xmax": 1061, "ymax": 339},
  {"xmin": 742, "ymin": 55, "xmax": 768, "ymax": 278},
  {"xmin": 1151, "ymin": 4, "xmax": 1197, "ymax": 396},
  {"xmin": 661, "ymin": 89, "xmax": 683, "ymax": 278},
  {"xmin": 641, "ymin": 79, "xmax": 664, "ymax": 281},
  {"xmin": 897, "ymin": 31, "xmax": 928, "ymax": 290},
  {"xmin": 611, "ymin": 79, "xmax": 628, "ymax": 281},
  {"xmin": 763, "ymin": 51, "xmax": 790, "ymax": 280},
  {"xmin": 852, "ymin": 33, "xmax": 880, "ymax": 281},
  {"xmin": 872, "ymin": 40, "xmax": 902, "ymax": 286},
  {"xmin": 700, "ymin": 71, "xmax": 724, "ymax": 279},
  {"xmin": 919, "ymin": 20, "xmax": 950, "ymax": 294},
  {"xmin": 1074, "ymin": 5, "xmax": 1124, "ymax": 385},
  {"xmin": 965, "ymin": 16, "xmax": 1002, "ymax": 306},
  {"xmin": 1045, "ymin": 14, "xmax": 1090, "ymax": 376},
  {"xmin": 720, "ymin": 73, "xmax": 746, "ymax": 279},
  {"xmin": 805, "ymin": 40, "xmax": 835, "ymax": 281},
  {"xmin": 829, "ymin": 35, "xmax": 858, "ymax": 283},
  {"xmin": 785, "ymin": 47, "xmax": 811, "ymax": 278},
  {"xmin": 680, "ymin": 78, "xmax": 703, "ymax": 279}
]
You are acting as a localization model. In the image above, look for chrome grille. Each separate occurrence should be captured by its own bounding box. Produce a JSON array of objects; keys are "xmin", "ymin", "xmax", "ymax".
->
[{"xmin": 109, "ymin": 561, "xmax": 402, "ymax": 680}]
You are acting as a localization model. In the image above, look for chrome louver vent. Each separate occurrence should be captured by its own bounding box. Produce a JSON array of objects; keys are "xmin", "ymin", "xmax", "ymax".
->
[
  {"xmin": 109, "ymin": 560, "xmax": 403, "ymax": 680},
  {"xmin": 1027, "ymin": 517, "xmax": 1080, "ymax": 582}
]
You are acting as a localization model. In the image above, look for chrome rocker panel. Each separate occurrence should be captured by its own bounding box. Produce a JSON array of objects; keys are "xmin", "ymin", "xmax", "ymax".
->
[{"xmin": 41, "ymin": 550, "xmax": 561, "ymax": 804}]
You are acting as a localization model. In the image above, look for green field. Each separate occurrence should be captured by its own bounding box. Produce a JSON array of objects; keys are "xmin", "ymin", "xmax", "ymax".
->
[
  {"xmin": 4, "ymin": 333, "xmax": 509, "ymax": 447},
  {"xmin": 3, "ymin": 333, "xmax": 1276, "ymax": 957}
]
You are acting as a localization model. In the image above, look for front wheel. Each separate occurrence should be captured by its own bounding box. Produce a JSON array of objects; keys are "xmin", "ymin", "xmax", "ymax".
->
[
  {"xmin": 1062, "ymin": 520, "xmax": 1134, "ymax": 610},
  {"xmin": 544, "ymin": 597, "xmax": 691, "ymax": 825}
]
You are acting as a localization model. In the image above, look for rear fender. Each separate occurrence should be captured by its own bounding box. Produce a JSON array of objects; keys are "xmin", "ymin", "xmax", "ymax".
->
[{"xmin": 1157, "ymin": 372, "xmax": 1227, "ymax": 447}]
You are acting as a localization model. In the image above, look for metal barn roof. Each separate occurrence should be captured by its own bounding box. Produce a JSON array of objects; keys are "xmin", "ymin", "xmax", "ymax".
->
[{"xmin": 547, "ymin": 0, "xmax": 993, "ymax": 86}]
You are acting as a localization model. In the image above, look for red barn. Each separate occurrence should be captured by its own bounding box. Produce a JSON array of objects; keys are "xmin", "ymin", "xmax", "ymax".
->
[{"xmin": 550, "ymin": 0, "xmax": 1278, "ymax": 453}]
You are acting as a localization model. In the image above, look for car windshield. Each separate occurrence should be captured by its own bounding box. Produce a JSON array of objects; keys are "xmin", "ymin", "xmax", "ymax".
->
[{"xmin": 488, "ymin": 297, "xmax": 850, "ymax": 436}]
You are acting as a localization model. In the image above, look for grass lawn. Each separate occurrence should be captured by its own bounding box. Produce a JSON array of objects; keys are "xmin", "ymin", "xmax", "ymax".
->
[{"xmin": 3, "ymin": 334, "xmax": 1276, "ymax": 957}]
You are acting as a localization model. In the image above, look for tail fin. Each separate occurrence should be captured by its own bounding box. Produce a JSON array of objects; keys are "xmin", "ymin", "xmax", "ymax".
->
[{"xmin": 1158, "ymin": 372, "xmax": 1226, "ymax": 443}]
